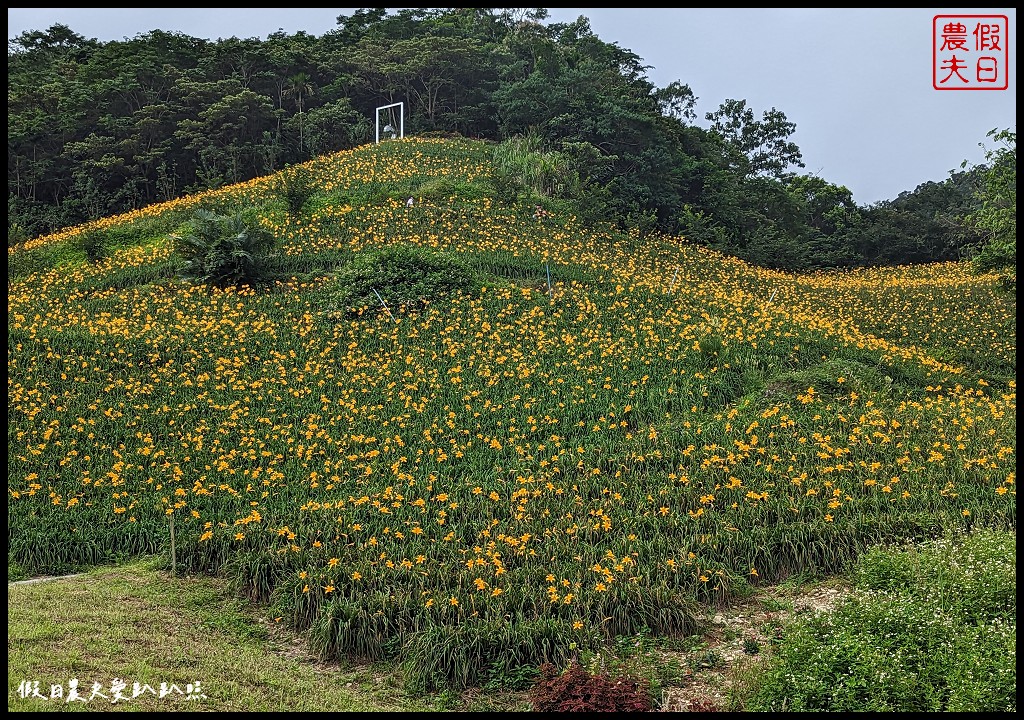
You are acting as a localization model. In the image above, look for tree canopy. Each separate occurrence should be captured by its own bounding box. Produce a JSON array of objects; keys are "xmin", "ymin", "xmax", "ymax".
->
[
  {"xmin": 963, "ymin": 128, "xmax": 1016, "ymax": 285},
  {"xmin": 7, "ymin": 9, "xmax": 985, "ymax": 270}
]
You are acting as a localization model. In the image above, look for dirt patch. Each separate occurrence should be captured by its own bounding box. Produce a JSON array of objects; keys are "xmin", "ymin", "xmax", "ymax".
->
[
  {"xmin": 8, "ymin": 573, "xmax": 87, "ymax": 586},
  {"xmin": 260, "ymin": 616, "xmax": 334, "ymax": 669},
  {"xmin": 661, "ymin": 581, "xmax": 852, "ymax": 712}
]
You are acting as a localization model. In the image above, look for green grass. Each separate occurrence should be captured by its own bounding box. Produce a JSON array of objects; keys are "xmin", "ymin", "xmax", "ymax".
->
[{"xmin": 7, "ymin": 559, "xmax": 434, "ymax": 712}]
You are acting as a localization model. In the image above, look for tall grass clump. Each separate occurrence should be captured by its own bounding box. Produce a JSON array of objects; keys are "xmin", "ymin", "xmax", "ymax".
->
[
  {"xmin": 491, "ymin": 133, "xmax": 559, "ymax": 201},
  {"xmin": 490, "ymin": 131, "xmax": 587, "ymax": 207},
  {"xmin": 273, "ymin": 164, "xmax": 319, "ymax": 215},
  {"xmin": 490, "ymin": 134, "xmax": 612, "ymax": 226}
]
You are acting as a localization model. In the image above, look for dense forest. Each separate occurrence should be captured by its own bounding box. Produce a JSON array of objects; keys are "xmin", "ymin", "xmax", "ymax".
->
[{"xmin": 6, "ymin": 8, "xmax": 1010, "ymax": 271}]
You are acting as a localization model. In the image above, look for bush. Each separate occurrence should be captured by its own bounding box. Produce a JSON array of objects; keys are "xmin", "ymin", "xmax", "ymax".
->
[
  {"xmin": 413, "ymin": 177, "xmax": 491, "ymax": 203},
  {"xmin": 326, "ymin": 245, "xmax": 477, "ymax": 319},
  {"xmin": 273, "ymin": 165, "xmax": 319, "ymax": 215},
  {"xmin": 487, "ymin": 169, "xmax": 523, "ymax": 206},
  {"xmin": 738, "ymin": 528, "xmax": 1016, "ymax": 712},
  {"xmin": 743, "ymin": 593, "xmax": 1013, "ymax": 712},
  {"xmin": 853, "ymin": 528, "xmax": 1016, "ymax": 625},
  {"xmin": 8, "ymin": 222, "xmax": 31, "ymax": 248},
  {"xmin": 529, "ymin": 662, "xmax": 653, "ymax": 712},
  {"xmin": 170, "ymin": 208, "xmax": 278, "ymax": 289},
  {"xmin": 76, "ymin": 229, "xmax": 108, "ymax": 263}
]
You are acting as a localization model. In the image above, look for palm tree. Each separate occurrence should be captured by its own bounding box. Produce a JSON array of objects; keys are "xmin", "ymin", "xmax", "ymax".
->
[{"xmin": 284, "ymin": 72, "xmax": 315, "ymax": 153}]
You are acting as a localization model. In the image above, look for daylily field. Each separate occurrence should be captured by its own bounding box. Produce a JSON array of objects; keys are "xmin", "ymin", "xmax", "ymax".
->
[{"xmin": 8, "ymin": 137, "xmax": 1015, "ymax": 687}]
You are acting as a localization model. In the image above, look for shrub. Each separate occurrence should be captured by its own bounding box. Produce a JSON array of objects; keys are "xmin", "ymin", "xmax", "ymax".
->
[
  {"xmin": 529, "ymin": 662, "xmax": 653, "ymax": 712},
  {"xmin": 76, "ymin": 229, "xmax": 108, "ymax": 263},
  {"xmin": 326, "ymin": 245, "xmax": 477, "ymax": 319},
  {"xmin": 739, "ymin": 528, "xmax": 1017, "ymax": 712},
  {"xmin": 170, "ymin": 208, "xmax": 278, "ymax": 289},
  {"xmin": 743, "ymin": 594, "xmax": 990, "ymax": 711},
  {"xmin": 487, "ymin": 169, "xmax": 523, "ymax": 205},
  {"xmin": 413, "ymin": 176, "xmax": 491, "ymax": 203},
  {"xmin": 853, "ymin": 528, "xmax": 1016, "ymax": 624},
  {"xmin": 273, "ymin": 165, "xmax": 319, "ymax": 215},
  {"xmin": 8, "ymin": 222, "xmax": 31, "ymax": 248}
]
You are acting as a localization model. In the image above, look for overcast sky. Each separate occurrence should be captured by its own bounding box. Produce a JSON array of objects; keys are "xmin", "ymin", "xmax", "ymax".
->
[{"xmin": 8, "ymin": 7, "xmax": 1017, "ymax": 205}]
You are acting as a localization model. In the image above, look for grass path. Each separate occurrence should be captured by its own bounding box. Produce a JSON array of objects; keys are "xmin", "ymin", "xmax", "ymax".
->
[
  {"xmin": 7, "ymin": 558, "xmax": 435, "ymax": 712},
  {"xmin": 10, "ymin": 574, "xmax": 87, "ymax": 586}
]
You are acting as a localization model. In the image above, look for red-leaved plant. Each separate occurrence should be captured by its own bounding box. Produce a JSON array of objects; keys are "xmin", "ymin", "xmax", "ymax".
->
[{"xmin": 529, "ymin": 661, "xmax": 653, "ymax": 712}]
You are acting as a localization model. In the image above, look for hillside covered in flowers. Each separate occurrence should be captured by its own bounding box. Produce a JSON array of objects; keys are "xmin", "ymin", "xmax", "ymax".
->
[{"xmin": 8, "ymin": 137, "xmax": 1015, "ymax": 689}]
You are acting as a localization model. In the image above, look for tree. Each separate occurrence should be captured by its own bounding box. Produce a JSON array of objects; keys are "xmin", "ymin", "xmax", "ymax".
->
[
  {"xmin": 8, "ymin": 23, "xmax": 93, "ymax": 54},
  {"xmin": 705, "ymin": 98, "xmax": 804, "ymax": 179},
  {"xmin": 963, "ymin": 128, "xmax": 1015, "ymax": 283},
  {"xmin": 6, "ymin": 9, "xmax": 982, "ymax": 273},
  {"xmin": 284, "ymin": 72, "xmax": 316, "ymax": 153},
  {"xmin": 300, "ymin": 99, "xmax": 370, "ymax": 157},
  {"xmin": 654, "ymin": 81, "xmax": 698, "ymax": 122},
  {"xmin": 174, "ymin": 86, "xmax": 277, "ymax": 186},
  {"xmin": 349, "ymin": 33, "xmax": 486, "ymax": 130},
  {"xmin": 787, "ymin": 174, "xmax": 858, "ymax": 237}
]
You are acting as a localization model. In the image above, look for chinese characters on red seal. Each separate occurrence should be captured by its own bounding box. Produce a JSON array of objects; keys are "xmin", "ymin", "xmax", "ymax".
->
[{"xmin": 934, "ymin": 15, "xmax": 1009, "ymax": 90}]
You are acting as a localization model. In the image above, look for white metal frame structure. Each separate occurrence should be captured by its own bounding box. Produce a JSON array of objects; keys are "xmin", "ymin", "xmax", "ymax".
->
[{"xmin": 375, "ymin": 102, "xmax": 404, "ymax": 143}]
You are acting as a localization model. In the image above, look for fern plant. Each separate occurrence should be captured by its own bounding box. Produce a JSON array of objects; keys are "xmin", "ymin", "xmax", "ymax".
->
[{"xmin": 170, "ymin": 208, "xmax": 278, "ymax": 288}]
